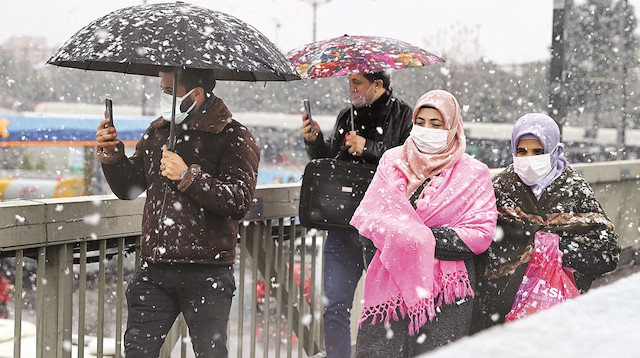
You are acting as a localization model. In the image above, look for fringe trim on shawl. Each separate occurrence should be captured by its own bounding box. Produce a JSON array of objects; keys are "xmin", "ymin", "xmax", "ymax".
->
[
  {"xmin": 359, "ymin": 270, "xmax": 474, "ymax": 336},
  {"xmin": 435, "ymin": 269, "xmax": 475, "ymax": 307},
  {"xmin": 358, "ymin": 295, "xmax": 404, "ymax": 328}
]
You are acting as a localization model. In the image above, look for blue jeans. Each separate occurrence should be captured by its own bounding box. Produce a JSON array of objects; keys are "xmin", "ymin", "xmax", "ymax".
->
[
  {"xmin": 124, "ymin": 262, "xmax": 235, "ymax": 358},
  {"xmin": 323, "ymin": 230, "xmax": 375, "ymax": 358}
]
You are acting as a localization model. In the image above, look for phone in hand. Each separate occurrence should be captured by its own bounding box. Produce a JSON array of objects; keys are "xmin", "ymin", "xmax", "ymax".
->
[
  {"xmin": 303, "ymin": 99, "xmax": 313, "ymax": 127},
  {"xmin": 105, "ymin": 98, "xmax": 114, "ymax": 128}
]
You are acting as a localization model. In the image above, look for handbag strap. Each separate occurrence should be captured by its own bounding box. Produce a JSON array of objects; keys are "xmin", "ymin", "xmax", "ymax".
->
[{"xmin": 409, "ymin": 178, "xmax": 431, "ymax": 210}]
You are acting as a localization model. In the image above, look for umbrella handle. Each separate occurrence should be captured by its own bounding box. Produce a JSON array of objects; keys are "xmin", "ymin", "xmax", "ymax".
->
[
  {"xmin": 167, "ymin": 68, "xmax": 179, "ymax": 151},
  {"xmin": 349, "ymin": 103, "xmax": 355, "ymax": 133},
  {"xmin": 346, "ymin": 79, "xmax": 355, "ymax": 133}
]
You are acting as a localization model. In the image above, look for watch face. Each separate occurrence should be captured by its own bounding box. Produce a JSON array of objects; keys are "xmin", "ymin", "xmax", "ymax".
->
[{"xmin": 180, "ymin": 169, "xmax": 188, "ymax": 180}]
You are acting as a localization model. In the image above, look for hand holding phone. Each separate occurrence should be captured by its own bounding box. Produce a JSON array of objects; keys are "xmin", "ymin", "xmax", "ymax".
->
[
  {"xmin": 97, "ymin": 98, "xmax": 118, "ymax": 153},
  {"xmin": 303, "ymin": 99, "xmax": 313, "ymax": 127},
  {"xmin": 105, "ymin": 98, "xmax": 114, "ymax": 128}
]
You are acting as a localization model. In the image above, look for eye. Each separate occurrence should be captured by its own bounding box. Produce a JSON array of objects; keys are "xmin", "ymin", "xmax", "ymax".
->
[{"xmin": 533, "ymin": 148, "xmax": 545, "ymax": 155}]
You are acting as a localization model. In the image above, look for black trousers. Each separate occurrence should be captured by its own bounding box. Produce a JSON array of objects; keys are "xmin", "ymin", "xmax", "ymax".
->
[{"xmin": 124, "ymin": 262, "xmax": 235, "ymax": 358}]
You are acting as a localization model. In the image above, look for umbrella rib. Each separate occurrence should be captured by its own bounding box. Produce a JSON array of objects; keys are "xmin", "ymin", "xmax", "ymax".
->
[{"xmin": 179, "ymin": 2, "xmax": 188, "ymax": 73}]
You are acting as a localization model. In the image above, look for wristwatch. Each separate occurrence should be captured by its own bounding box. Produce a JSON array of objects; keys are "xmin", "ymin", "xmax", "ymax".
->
[{"xmin": 180, "ymin": 169, "xmax": 188, "ymax": 180}]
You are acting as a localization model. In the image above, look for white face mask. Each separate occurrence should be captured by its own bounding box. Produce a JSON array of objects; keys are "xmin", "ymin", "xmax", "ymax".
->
[
  {"xmin": 409, "ymin": 125, "xmax": 449, "ymax": 154},
  {"xmin": 350, "ymin": 83, "xmax": 376, "ymax": 108},
  {"xmin": 513, "ymin": 154, "xmax": 552, "ymax": 185},
  {"xmin": 160, "ymin": 88, "xmax": 196, "ymax": 124}
]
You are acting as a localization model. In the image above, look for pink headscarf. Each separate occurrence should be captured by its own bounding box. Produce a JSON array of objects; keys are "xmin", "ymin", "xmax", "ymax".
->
[{"xmin": 394, "ymin": 90, "xmax": 466, "ymax": 198}]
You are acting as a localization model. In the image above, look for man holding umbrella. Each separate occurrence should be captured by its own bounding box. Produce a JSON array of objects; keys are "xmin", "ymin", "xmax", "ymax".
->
[
  {"xmin": 301, "ymin": 70, "xmax": 414, "ymax": 357},
  {"xmin": 48, "ymin": 2, "xmax": 298, "ymax": 356},
  {"xmin": 290, "ymin": 34, "xmax": 443, "ymax": 357},
  {"xmin": 96, "ymin": 68, "xmax": 260, "ymax": 357}
]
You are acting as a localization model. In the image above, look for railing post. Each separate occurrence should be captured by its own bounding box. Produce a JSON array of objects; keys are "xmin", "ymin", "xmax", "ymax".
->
[
  {"xmin": 14, "ymin": 250, "xmax": 24, "ymax": 358},
  {"xmin": 36, "ymin": 245, "xmax": 73, "ymax": 358}
]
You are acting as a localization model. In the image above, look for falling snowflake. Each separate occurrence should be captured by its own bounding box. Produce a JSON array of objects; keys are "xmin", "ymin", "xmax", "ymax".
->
[{"xmin": 83, "ymin": 213, "xmax": 101, "ymax": 226}]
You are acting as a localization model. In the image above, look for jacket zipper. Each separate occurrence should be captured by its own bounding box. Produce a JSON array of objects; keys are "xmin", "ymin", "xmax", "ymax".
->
[{"xmin": 154, "ymin": 181, "xmax": 170, "ymax": 262}]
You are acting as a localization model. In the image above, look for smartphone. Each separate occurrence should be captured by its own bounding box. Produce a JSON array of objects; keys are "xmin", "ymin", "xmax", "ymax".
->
[
  {"xmin": 303, "ymin": 99, "xmax": 313, "ymax": 127},
  {"xmin": 105, "ymin": 98, "xmax": 114, "ymax": 128}
]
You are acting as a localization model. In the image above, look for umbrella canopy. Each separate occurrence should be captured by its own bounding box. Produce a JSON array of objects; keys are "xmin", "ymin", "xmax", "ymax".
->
[
  {"xmin": 48, "ymin": 1, "xmax": 299, "ymax": 150},
  {"xmin": 47, "ymin": 1, "xmax": 299, "ymax": 81},
  {"xmin": 286, "ymin": 35, "xmax": 444, "ymax": 132},
  {"xmin": 286, "ymin": 35, "xmax": 444, "ymax": 79}
]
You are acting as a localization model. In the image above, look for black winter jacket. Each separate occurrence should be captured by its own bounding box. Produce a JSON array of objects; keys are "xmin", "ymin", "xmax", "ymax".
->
[{"xmin": 305, "ymin": 89, "xmax": 413, "ymax": 164}]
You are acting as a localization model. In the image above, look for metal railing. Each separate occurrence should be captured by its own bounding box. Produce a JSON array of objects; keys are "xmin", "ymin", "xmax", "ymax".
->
[{"xmin": 0, "ymin": 184, "xmax": 325, "ymax": 358}]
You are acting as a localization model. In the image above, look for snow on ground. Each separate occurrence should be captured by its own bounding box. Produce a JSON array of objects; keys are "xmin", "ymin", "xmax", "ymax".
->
[{"xmin": 423, "ymin": 272, "xmax": 640, "ymax": 358}]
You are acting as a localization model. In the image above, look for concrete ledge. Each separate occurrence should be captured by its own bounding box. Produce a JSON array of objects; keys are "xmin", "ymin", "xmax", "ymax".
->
[
  {"xmin": 573, "ymin": 159, "xmax": 640, "ymax": 183},
  {"xmin": 0, "ymin": 185, "xmax": 302, "ymax": 252}
]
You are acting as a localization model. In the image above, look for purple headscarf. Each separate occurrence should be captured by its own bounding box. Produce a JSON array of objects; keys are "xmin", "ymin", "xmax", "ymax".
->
[{"xmin": 511, "ymin": 113, "xmax": 568, "ymax": 198}]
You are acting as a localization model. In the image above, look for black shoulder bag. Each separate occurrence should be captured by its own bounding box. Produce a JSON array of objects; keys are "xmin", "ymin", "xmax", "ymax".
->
[
  {"xmin": 299, "ymin": 103, "xmax": 393, "ymax": 231},
  {"xmin": 299, "ymin": 158, "xmax": 376, "ymax": 231}
]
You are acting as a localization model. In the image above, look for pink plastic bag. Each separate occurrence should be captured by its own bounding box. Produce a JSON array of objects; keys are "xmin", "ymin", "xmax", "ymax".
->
[{"xmin": 505, "ymin": 231, "xmax": 580, "ymax": 322}]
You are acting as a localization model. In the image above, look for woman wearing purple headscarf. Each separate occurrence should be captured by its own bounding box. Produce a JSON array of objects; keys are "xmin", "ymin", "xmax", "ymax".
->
[{"xmin": 470, "ymin": 113, "xmax": 620, "ymax": 332}]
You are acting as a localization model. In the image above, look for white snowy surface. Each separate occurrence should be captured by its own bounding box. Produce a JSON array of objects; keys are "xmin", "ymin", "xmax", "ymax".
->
[{"xmin": 423, "ymin": 272, "xmax": 640, "ymax": 358}]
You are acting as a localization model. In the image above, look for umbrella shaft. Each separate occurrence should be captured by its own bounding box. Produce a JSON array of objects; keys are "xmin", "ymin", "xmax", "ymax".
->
[{"xmin": 168, "ymin": 69, "xmax": 179, "ymax": 151}]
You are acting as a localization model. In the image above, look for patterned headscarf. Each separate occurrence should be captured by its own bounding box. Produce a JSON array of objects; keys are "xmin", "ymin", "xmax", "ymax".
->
[
  {"xmin": 511, "ymin": 113, "xmax": 568, "ymax": 198},
  {"xmin": 394, "ymin": 90, "xmax": 466, "ymax": 198}
]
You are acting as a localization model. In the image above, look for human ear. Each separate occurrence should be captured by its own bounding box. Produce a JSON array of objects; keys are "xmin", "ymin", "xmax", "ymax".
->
[{"xmin": 194, "ymin": 87, "xmax": 205, "ymax": 100}]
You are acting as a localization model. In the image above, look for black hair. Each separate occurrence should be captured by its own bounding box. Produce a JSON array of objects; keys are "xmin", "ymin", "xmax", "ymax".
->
[
  {"xmin": 177, "ymin": 68, "xmax": 217, "ymax": 93},
  {"xmin": 362, "ymin": 71, "xmax": 391, "ymax": 89}
]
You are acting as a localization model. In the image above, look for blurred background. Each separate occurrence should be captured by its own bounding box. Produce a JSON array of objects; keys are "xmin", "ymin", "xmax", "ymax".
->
[{"xmin": 1, "ymin": 0, "xmax": 639, "ymax": 199}]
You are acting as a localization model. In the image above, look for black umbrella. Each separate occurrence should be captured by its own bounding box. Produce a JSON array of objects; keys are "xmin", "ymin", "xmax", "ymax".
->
[{"xmin": 47, "ymin": 1, "xmax": 299, "ymax": 148}]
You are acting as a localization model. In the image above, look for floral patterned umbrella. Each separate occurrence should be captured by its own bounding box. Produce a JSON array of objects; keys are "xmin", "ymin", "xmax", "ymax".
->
[{"xmin": 286, "ymin": 35, "xmax": 444, "ymax": 79}]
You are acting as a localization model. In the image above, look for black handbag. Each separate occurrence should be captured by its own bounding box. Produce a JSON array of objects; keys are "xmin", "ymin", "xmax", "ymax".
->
[{"xmin": 299, "ymin": 158, "xmax": 377, "ymax": 231}]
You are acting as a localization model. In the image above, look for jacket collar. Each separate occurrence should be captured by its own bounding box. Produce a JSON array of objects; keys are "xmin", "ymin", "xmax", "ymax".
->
[
  {"xmin": 151, "ymin": 95, "xmax": 233, "ymax": 135},
  {"xmin": 370, "ymin": 88, "xmax": 392, "ymax": 112}
]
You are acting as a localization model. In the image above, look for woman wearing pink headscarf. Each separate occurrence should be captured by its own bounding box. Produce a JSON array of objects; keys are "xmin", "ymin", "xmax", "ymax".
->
[{"xmin": 350, "ymin": 89, "xmax": 498, "ymax": 357}]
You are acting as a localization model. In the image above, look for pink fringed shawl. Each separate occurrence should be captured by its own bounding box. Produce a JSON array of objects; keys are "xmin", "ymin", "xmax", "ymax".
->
[{"xmin": 350, "ymin": 148, "xmax": 498, "ymax": 335}]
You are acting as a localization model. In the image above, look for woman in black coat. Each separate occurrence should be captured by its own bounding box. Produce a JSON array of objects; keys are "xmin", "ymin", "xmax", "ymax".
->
[{"xmin": 471, "ymin": 113, "xmax": 620, "ymax": 332}]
